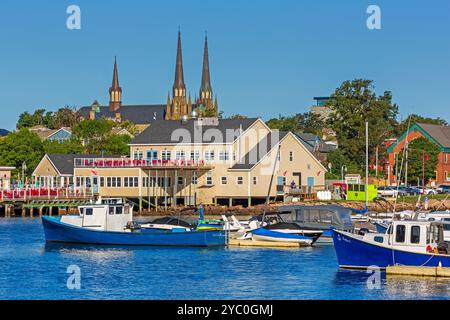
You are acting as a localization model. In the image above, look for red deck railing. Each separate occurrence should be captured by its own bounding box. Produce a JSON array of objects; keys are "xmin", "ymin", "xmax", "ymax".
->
[
  {"xmin": 0, "ymin": 187, "xmax": 91, "ymax": 202},
  {"xmin": 74, "ymin": 158, "xmax": 208, "ymax": 168}
]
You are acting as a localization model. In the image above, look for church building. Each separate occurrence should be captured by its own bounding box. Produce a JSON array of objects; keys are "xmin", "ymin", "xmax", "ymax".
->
[{"xmin": 78, "ymin": 31, "xmax": 219, "ymax": 130}]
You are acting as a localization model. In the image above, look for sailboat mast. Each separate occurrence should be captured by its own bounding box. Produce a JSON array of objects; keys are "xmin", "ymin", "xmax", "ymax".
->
[{"xmin": 365, "ymin": 121, "xmax": 369, "ymax": 209}]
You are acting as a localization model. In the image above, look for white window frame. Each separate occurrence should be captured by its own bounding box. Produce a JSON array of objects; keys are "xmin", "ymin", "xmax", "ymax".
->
[
  {"xmin": 221, "ymin": 176, "xmax": 227, "ymax": 185},
  {"xmin": 206, "ymin": 172, "xmax": 213, "ymax": 186},
  {"xmin": 190, "ymin": 150, "xmax": 200, "ymax": 161},
  {"xmin": 161, "ymin": 150, "xmax": 171, "ymax": 161},
  {"xmin": 175, "ymin": 150, "xmax": 186, "ymax": 161},
  {"xmin": 237, "ymin": 176, "xmax": 244, "ymax": 185},
  {"xmin": 219, "ymin": 150, "xmax": 230, "ymax": 161}
]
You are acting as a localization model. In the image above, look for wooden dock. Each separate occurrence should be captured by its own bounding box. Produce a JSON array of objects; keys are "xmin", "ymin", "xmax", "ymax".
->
[
  {"xmin": 229, "ymin": 238, "xmax": 308, "ymax": 248},
  {"xmin": 387, "ymin": 265, "xmax": 450, "ymax": 277}
]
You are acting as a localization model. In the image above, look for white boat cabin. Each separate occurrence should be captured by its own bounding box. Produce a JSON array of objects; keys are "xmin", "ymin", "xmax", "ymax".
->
[
  {"xmin": 362, "ymin": 220, "xmax": 447, "ymax": 254},
  {"xmin": 61, "ymin": 203, "xmax": 133, "ymax": 232}
]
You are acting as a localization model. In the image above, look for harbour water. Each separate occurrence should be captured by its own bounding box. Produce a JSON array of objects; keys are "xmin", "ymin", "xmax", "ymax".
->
[{"xmin": 1, "ymin": 218, "xmax": 450, "ymax": 300}]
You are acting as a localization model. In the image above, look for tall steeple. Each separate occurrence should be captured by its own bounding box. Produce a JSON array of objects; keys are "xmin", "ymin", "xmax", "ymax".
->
[
  {"xmin": 199, "ymin": 34, "xmax": 212, "ymax": 99},
  {"xmin": 173, "ymin": 30, "xmax": 186, "ymax": 98},
  {"xmin": 197, "ymin": 33, "xmax": 218, "ymax": 117},
  {"xmin": 166, "ymin": 30, "xmax": 189, "ymax": 120},
  {"xmin": 109, "ymin": 56, "xmax": 122, "ymax": 112}
]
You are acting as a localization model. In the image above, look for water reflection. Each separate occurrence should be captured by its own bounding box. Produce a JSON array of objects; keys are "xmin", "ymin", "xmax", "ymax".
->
[{"xmin": 386, "ymin": 275, "xmax": 450, "ymax": 299}]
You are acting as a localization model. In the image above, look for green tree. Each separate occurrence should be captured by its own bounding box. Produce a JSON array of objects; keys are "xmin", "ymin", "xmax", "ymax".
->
[
  {"xmin": 266, "ymin": 112, "xmax": 325, "ymax": 136},
  {"xmin": 72, "ymin": 119, "xmax": 114, "ymax": 154},
  {"xmin": 0, "ymin": 129, "xmax": 44, "ymax": 177},
  {"xmin": 43, "ymin": 138, "xmax": 84, "ymax": 154},
  {"xmin": 16, "ymin": 112, "xmax": 34, "ymax": 129},
  {"xmin": 103, "ymin": 134, "xmax": 132, "ymax": 156},
  {"xmin": 325, "ymin": 149, "xmax": 361, "ymax": 179},
  {"xmin": 51, "ymin": 106, "xmax": 79, "ymax": 129},
  {"xmin": 327, "ymin": 79, "xmax": 398, "ymax": 170},
  {"xmin": 395, "ymin": 114, "xmax": 448, "ymax": 136},
  {"xmin": 395, "ymin": 137, "xmax": 440, "ymax": 185}
]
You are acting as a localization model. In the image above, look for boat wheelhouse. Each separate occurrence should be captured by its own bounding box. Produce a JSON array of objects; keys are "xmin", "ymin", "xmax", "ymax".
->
[
  {"xmin": 332, "ymin": 220, "xmax": 450, "ymax": 269},
  {"xmin": 276, "ymin": 204, "xmax": 354, "ymax": 242}
]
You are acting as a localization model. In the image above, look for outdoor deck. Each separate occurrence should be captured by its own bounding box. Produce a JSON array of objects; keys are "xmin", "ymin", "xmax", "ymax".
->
[{"xmin": 74, "ymin": 157, "xmax": 213, "ymax": 170}]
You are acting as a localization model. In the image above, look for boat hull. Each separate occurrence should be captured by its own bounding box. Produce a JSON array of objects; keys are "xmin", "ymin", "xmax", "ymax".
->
[
  {"xmin": 42, "ymin": 216, "xmax": 226, "ymax": 247},
  {"xmin": 331, "ymin": 229, "xmax": 450, "ymax": 269},
  {"xmin": 251, "ymin": 228, "xmax": 313, "ymax": 245}
]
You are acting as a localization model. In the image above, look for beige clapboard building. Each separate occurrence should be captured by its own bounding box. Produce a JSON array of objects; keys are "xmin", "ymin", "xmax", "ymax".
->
[{"xmin": 33, "ymin": 117, "xmax": 326, "ymax": 209}]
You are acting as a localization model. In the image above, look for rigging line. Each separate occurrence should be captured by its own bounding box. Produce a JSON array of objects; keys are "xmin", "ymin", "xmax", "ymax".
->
[{"xmin": 393, "ymin": 115, "xmax": 412, "ymax": 213}]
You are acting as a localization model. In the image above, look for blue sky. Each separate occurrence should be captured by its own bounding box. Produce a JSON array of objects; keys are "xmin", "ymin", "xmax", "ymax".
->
[{"xmin": 0, "ymin": 0, "xmax": 449, "ymax": 130}]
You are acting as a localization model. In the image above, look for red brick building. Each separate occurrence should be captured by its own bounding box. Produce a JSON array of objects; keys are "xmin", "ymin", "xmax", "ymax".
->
[{"xmin": 387, "ymin": 123, "xmax": 450, "ymax": 186}]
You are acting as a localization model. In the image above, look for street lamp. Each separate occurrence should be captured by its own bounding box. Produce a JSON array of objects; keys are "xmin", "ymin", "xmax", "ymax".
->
[{"xmin": 341, "ymin": 165, "xmax": 347, "ymax": 184}]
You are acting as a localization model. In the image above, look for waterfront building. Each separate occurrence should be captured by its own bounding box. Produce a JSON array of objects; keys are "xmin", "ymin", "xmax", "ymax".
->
[
  {"xmin": 387, "ymin": 123, "xmax": 450, "ymax": 185},
  {"xmin": 33, "ymin": 118, "xmax": 326, "ymax": 208},
  {"xmin": 32, "ymin": 154, "xmax": 115, "ymax": 188}
]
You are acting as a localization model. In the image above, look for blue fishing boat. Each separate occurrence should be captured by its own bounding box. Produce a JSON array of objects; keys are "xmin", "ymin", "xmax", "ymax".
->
[
  {"xmin": 332, "ymin": 220, "xmax": 450, "ymax": 269},
  {"xmin": 41, "ymin": 201, "xmax": 226, "ymax": 247}
]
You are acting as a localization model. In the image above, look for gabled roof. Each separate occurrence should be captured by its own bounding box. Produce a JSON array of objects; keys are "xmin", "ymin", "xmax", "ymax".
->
[
  {"xmin": 388, "ymin": 122, "xmax": 450, "ymax": 152},
  {"xmin": 42, "ymin": 154, "xmax": 116, "ymax": 175},
  {"xmin": 416, "ymin": 123, "xmax": 450, "ymax": 149},
  {"xmin": 0, "ymin": 129, "xmax": 10, "ymax": 136},
  {"xmin": 130, "ymin": 118, "xmax": 259, "ymax": 145},
  {"xmin": 231, "ymin": 131, "xmax": 289, "ymax": 170},
  {"xmin": 78, "ymin": 105, "xmax": 166, "ymax": 125}
]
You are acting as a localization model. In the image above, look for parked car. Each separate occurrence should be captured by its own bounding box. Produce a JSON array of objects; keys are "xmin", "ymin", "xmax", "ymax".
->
[
  {"xmin": 377, "ymin": 186, "xmax": 399, "ymax": 198},
  {"xmin": 417, "ymin": 186, "xmax": 438, "ymax": 195},
  {"xmin": 397, "ymin": 186, "xmax": 421, "ymax": 196},
  {"xmin": 436, "ymin": 185, "xmax": 450, "ymax": 194}
]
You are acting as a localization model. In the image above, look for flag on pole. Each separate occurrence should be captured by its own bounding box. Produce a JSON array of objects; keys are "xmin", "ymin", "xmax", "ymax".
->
[
  {"xmin": 282, "ymin": 170, "xmax": 288, "ymax": 176},
  {"xmin": 91, "ymin": 169, "xmax": 98, "ymax": 176}
]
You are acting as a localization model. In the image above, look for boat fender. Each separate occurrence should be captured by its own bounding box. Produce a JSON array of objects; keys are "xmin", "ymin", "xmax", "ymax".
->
[{"xmin": 426, "ymin": 245, "xmax": 433, "ymax": 253}]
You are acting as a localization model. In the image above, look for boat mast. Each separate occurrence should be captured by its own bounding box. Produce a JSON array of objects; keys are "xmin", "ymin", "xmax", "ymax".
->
[
  {"xmin": 365, "ymin": 121, "xmax": 369, "ymax": 209},
  {"xmin": 263, "ymin": 143, "xmax": 282, "ymax": 221}
]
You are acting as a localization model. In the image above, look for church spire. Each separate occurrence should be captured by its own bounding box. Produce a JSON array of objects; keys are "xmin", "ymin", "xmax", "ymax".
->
[
  {"xmin": 173, "ymin": 30, "xmax": 186, "ymax": 98},
  {"xmin": 109, "ymin": 56, "xmax": 122, "ymax": 112},
  {"xmin": 200, "ymin": 34, "xmax": 212, "ymax": 97},
  {"xmin": 197, "ymin": 33, "xmax": 218, "ymax": 117}
]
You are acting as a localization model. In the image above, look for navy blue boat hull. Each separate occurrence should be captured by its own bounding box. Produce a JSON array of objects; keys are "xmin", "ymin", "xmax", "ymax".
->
[
  {"xmin": 42, "ymin": 216, "xmax": 226, "ymax": 247},
  {"xmin": 331, "ymin": 229, "xmax": 450, "ymax": 269}
]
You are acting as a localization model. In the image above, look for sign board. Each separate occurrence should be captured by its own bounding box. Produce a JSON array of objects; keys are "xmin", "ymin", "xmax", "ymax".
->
[{"xmin": 345, "ymin": 174, "xmax": 361, "ymax": 185}]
